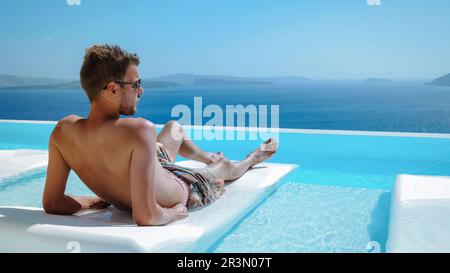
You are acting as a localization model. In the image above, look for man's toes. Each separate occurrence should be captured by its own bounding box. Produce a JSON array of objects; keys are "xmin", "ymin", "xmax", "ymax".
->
[{"xmin": 261, "ymin": 142, "xmax": 277, "ymax": 152}]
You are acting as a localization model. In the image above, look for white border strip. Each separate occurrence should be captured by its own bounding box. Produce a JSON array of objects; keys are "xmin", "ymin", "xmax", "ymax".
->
[
  {"xmin": 1, "ymin": 119, "xmax": 450, "ymax": 139},
  {"xmin": 0, "ymin": 119, "xmax": 57, "ymax": 124}
]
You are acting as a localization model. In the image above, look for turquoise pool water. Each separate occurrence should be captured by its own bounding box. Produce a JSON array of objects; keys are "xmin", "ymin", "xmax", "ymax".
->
[{"xmin": 1, "ymin": 121, "xmax": 450, "ymax": 252}]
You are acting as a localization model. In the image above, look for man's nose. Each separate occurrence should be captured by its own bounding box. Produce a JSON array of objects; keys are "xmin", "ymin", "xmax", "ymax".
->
[{"xmin": 138, "ymin": 87, "xmax": 144, "ymax": 95}]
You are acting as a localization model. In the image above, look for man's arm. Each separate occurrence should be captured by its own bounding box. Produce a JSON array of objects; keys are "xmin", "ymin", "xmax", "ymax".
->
[
  {"xmin": 130, "ymin": 120, "xmax": 188, "ymax": 226},
  {"xmin": 42, "ymin": 121, "xmax": 109, "ymax": 215}
]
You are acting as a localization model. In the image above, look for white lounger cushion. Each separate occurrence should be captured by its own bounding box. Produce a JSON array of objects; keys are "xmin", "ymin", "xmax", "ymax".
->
[
  {"xmin": 0, "ymin": 160, "xmax": 297, "ymax": 253},
  {"xmin": 386, "ymin": 174, "xmax": 450, "ymax": 253},
  {"xmin": 0, "ymin": 149, "xmax": 48, "ymax": 180}
]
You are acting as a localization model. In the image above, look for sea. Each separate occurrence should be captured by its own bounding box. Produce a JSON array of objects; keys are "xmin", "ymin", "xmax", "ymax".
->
[{"xmin": 1, "ymin": 81, "xmax": 449, "ymax": 133}]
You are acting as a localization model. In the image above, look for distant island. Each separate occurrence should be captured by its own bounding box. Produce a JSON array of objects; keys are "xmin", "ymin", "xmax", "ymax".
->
[
  {"xmin": 428, "ymin": 73, "xmax": 450, "ymax": 86},
  {"xmin": 141, "ymin": 80, "xmax": 181, "ymax": 88},
  {"xmin": 365, "ymin": 78, "xmax": 392, "ymax": 83},
  {"xmin": 6, "ymin": 80, "xmax": 82, "ymax": 89},
  {"xmin": 147, "ymin": 73, "xmax": 312, "ymax": 85},
  {"xmin": 0, "ymin": 74, "xmax": 69, "ymax": 88},
  {"xmin": 192, "ymin": 78, "xmax": 271, "ymax": 86},
  {"xmin": 0, "ymin": 73, "xmax": 312, "ymax": 89}
]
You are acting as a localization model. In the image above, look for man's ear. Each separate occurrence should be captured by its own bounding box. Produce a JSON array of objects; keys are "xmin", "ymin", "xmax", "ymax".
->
[{"xmin": 105, "ymin": 82, "xmax": 117, "ymax": 95}]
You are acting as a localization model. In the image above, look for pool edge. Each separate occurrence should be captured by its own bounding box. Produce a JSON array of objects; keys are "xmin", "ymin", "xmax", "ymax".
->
[{"xmin": 2, "ymin": 119, "xmax": 450, "ymax": 139}]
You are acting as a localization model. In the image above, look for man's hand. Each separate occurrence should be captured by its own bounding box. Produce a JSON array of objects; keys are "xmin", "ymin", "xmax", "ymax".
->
[
  {"xmin": 163, "ymin": 203, "xmax": 189, "ymax": 223},
  {"xmin": 137, "ymin": 203, "xmax": 188, "ymax": 226},
  {"xmin": 156, "ymin": 203, "xmax": 189, "ymax": 225},
  {"xmin": 76, "ymin": 196, "xmax": 111, "ymax": 210}
]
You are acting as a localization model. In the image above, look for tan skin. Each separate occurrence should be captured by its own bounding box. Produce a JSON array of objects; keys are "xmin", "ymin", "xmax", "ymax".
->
[{"xmin": 43, "ymin": 64, "xmax": 278, "ymax": 226}]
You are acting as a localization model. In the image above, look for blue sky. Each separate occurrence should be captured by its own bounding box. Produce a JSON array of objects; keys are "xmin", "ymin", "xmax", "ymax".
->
[{"xmin": 0, "ymin": 0, "xmax": 449, "ymax": 80}]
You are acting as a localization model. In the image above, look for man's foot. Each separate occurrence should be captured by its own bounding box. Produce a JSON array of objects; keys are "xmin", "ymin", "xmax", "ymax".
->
[{"xmin": 246, "ymin": 138, "xmax": 278, "ymax": 167}]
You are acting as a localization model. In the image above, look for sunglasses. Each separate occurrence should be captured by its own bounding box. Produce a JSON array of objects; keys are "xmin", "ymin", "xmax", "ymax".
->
[{"xmin": 103, "ymin": 79, "xmax": 142, "ymax": 90}]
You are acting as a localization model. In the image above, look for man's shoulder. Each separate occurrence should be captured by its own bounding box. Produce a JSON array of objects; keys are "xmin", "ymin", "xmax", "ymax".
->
[
  {"xmin": 50, "ymin": 115, "xmax": 82, "ymax": 140},
  {"xmin": 118, "ymin": 117, "xmax": 156, "ymax": 131},
  {"xmin": 53, "ymin": 115, "xmax": 81, "ymax": 131},
  {"xmin": 56, "ymin": 115, "xmax": 82, "ymax": 126},
  {"xmin": 116, "ymin": 118, "xmax": 158, "ymax": 146},
  {"xmin": 63, "ymin": 114, "xmax": 82, "ymax": 121},
  {"xmin": 55, "ymin": 115, "xmax": 81, "ymax": 129}
]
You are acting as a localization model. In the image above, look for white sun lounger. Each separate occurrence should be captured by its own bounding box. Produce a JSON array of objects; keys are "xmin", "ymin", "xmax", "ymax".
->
[
  {"xmin": 386, "ymin": 174, "xmax": 450, "ymax": 253},
  {"xmin": 0, "ymin": 149, "xmax": 48, "ymax": 180},
  {"xmin": 0, "ymin": 160, "xmax": 297, "ymax": 253}
]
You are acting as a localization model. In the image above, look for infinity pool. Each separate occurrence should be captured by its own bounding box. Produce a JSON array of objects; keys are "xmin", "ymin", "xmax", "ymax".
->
[{"xmin": 1, "ymin": 120, "xmax": 450, "ymax": 252}]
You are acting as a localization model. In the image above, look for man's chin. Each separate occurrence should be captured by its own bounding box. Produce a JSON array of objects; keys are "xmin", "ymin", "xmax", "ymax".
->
[{"xmin": 119, "ymin": 109, "xmax": 137, "ymax": 116}]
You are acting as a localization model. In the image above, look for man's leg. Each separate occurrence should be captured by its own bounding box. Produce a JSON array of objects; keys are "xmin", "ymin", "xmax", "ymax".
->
[
  {"xmin": 203, "ymin": 138, "xmax": 278, "ymax": 182},
  {"xmin": 157, "ymin": 120, "xmax": 223, "ymax": 164},
  {"xmin": 157, "ymin": 121, "xmax": 183, "ymax": 162}
]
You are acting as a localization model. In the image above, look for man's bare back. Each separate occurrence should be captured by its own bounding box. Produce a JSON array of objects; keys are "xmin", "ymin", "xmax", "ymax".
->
[{"xmin": 47, "ymin": 115, "xmax": 187, "ymax": 211}]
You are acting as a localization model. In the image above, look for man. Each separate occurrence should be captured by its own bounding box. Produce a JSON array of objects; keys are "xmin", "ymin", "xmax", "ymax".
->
[{"xmin": 43, "ymin": 44, "xmax": 278, "ymax": 226}]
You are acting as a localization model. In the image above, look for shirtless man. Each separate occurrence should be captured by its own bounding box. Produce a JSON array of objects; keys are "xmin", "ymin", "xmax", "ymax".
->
[{"xmin": 43, "ymin": 44, "xmax": 278, "ymax": 226}]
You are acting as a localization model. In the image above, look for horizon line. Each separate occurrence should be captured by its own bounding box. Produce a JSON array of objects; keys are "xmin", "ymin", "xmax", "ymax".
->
[{"xmin": 0, "ymin": 72, "xmax": 436, "ymax": 82}]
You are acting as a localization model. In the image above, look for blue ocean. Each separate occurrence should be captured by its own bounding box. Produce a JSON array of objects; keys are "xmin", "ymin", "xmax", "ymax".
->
[{"xmin": 1, "ymin": 81, "xmax": 449, "ymax": 133}]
